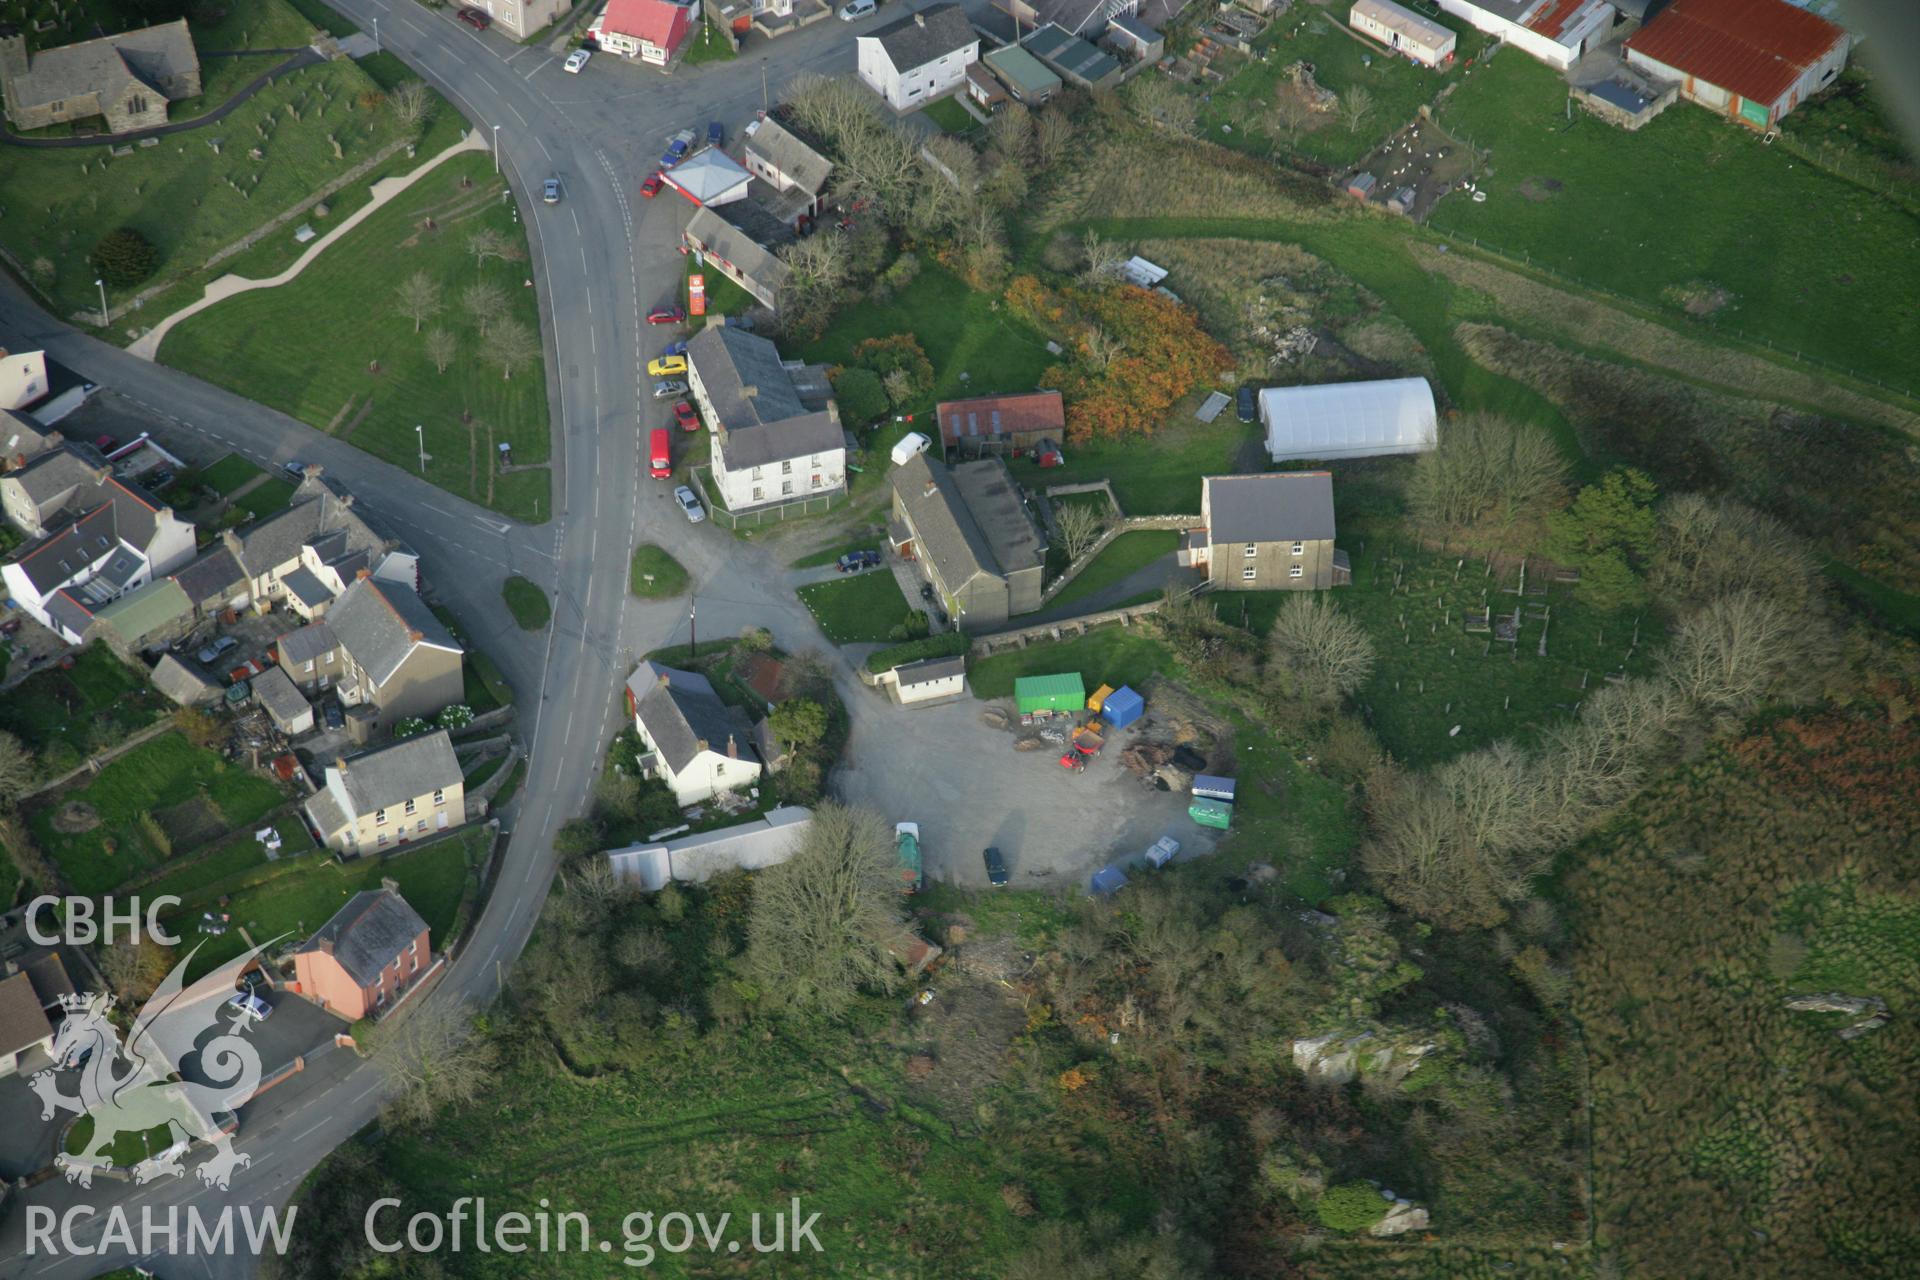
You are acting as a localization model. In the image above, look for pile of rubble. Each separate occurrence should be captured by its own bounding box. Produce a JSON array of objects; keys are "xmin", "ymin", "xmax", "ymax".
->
[{"xmin": 1288, "ymin": 61, "xmax": 1338, "ymax": 113}]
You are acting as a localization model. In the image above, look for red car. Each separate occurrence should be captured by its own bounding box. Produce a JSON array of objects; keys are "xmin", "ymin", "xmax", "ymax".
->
[
  {"xmin": 456, "ymin": 6, "xmax": 491, "ymax": 29},
  {"xmin": 640, "ymin": 171, "xmax": 664, "ymax": 198},
  {"xmin": 673, "ymin": 400, "xmax": 699, "ymax": 431},
  {"xmin": 646, "ymin": 306, "xmax": 685, "ymax": 326}
]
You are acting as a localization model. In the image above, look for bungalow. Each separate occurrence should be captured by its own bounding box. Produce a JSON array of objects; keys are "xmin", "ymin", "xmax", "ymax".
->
[
  {"xmin": 1349, "ymin": 0, "xmax": 1457, "ymax": 67},
  {"xmin": 686, "ymin": 326, "xmax": 845, "ymax": 513},
  {"xmin": 624, "ymin": 661, "xmax": 763, "ymax": 806},
  {"xmin": 1178, "ymin": 473, "xmax": 1349, "ymax": 591},
  {"xmin": 293, "ymin": 885, "xmax": 432, "ymax": 1020},
  {"xmin": 857, "ymin": 3, "xmax": 980, "ymax": 112},
  {"xmin": 888, "ymin": 453, "xmax": 1046, "ymax": 629},
  {"xmin": 302, "ymin": 730, "xmax": 465, "ymax": 855}
]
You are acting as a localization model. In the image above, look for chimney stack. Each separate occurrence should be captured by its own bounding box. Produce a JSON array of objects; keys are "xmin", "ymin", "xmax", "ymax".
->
[
  {"xmin": 914, "ymin": 10, "xmax": 926, "ymax": 23},
  {"xmin": 726, "ymin": 735, "xmax": 739, "ymax": 759},
  {"xmin": 407, "ymin": 630, "xmax": 423, "ymax": 642},
  {"xmin": 381, "ymin": 876, "xmax": 399, "ymax": 895},
  {"xmin": 335, "ymin": 756, "xmax": 347, "ymax": 774},
  {"xmin": 316, "ymin": 937, "xmax": 334, "ymax": 956},
  {"xmin": 696, "ymin": 737, "xmax": 709, "ymax": 752}
]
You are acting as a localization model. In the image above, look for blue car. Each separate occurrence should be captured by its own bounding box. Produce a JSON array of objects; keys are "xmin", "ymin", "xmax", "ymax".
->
[
  {"xmin": 662, "ymin": 339, "xmax": 688, "ymax": 358},
  {"xmin": 659, "ymin": 129, "xmax": 694, "ymax": 168},
  {"xmin": 707, "ymin": 121, "xmax": 723, "ymax": 148}
]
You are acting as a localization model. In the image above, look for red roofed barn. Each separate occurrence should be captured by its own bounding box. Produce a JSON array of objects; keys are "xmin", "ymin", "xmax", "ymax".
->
[
  {"xmin": 589, "ymin": 0, "xmax": 692, "ymax": 65},
  {"xmin": 936, "ymin": 390, "xmax": 1066, "ymax": 461},
  {"xmin": 1625, "ymin": 0, "xmax": 1850, "ymax": 129}
]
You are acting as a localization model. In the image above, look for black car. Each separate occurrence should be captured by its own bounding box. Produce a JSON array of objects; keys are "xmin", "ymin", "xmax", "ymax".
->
[
  {"xmin": 1236, "ymin": 386, "xmax": 1257, "ymax": 424},
  {"xmin": 237, "ymin": 966, "xmax": 272, "ymax": 995},
  {"xmin": 323, "ymin": 701, "xmax": 345, "ymax": 731},
  {"xmin": 983, "ymin": 846, "xmax": 1010, "ymax": 887},
  {"xmin": 836, "ymin": 550, "xmax": 881, "ymax": 573},
  {"xmin": 919, "ymin": 583, "xmax": 935, "ymax": 603}
]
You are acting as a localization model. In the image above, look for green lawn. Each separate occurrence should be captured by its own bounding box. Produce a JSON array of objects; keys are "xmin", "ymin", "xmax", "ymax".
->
[
  {"xmin": 686, "ymin": 252, "xmax": 754, "ymax": 317},
  {"xmin": 789, "ymin": 537, "xmax": 881, "ymax": 569},
  {"xmin": 201, "ymin": 453, "xmax": 268, "ymax": 496},
  {"xmin": 799, "ymin": 262, "xmax": 1055, "ymax": 406},
  {"xmin": 465, "ymin": 650, "xmax": 514, "ymax": 709},
  {"xmin": 159, "ymin": 152, "xmax": 552, "ymax": 521},
  {"xmin": 232, "ymin": 477, "xmax": 299, "ymax": 520},
  {"xmin": 165, "ymin": 825, "xmax": 486, "ymax": 978},
  {"xmin": 680, "ymin": 22, "xmax": 737, "ymax": 64},
  {"xmin": 64, "ymin": 1114, "xmax": 176, "ymax": 1167},
  {"xmin": 0, "ymin": 644, "xmax": 167, "ymax": 768},
  {"xmin": 1047, "ymin": 530, "xmax": 1179, "ymax": 612},
  {"xmin": 797, "ymin": 571, "xmax": 915, "ymax": 644},
  {"xmin": 969, "ymin": 627, "xmax": 1174, "ymax": 700},
  {"xmin": 1199, "ymin": 6, "xmax": 1484, "ymax": 169},
  {"xmin": 1041, "ymin": 413, "xmax": 1260, "ymax": 514},
  {"xmin": 0, "ymin": 42, "xmax": 414, "ymax": 323},
  {"xmin": 140, "ymin": 813, "xmax": 316, "ymax": 905},
  {"xmin": 502, "ymin": 576, "xmax": 551, "ymax": 630},
  {"xmin": 1219, "ymin": 711, "xmax": 1359, "ymax": 905},
  {"xmin": 30, "ymin": 732, "xmax": 285, "ymax": 897},
  {"xmin": 1430, "ymin": 53, "xmax": 1920, "ymax": 390},
  {"xmin": 629, "ymin": 543, "xmax": 689, "ymax": 598},
  {"xmin": 919, "ymin": 94, "xmax": 977, "ymax": 134}
]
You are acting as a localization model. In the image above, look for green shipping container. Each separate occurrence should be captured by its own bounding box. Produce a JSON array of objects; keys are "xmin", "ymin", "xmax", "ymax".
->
[
  {"xmin": 1014, "ymin": 672, "xmax": 1086, "ymax": 714},
  {"xmin": 1189, "ymin": 798, "xmax": 1232, "ymax": 830}
]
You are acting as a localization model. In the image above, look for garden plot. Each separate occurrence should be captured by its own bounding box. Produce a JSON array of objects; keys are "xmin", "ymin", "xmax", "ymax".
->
[{"xmin": 1345, "ymin": 118, "xmax": 1474, "ymax": 222}]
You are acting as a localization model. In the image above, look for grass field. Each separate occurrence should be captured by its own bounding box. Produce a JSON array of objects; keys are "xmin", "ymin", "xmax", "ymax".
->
[
  {"xmin": 797, "ymin": 571, "xmax": 913, "ymax": 643},
  {"xmin": 0, "ymin": 644, "xmax": 166, "ymax": 768},
  {"xmin": 1041, "ymin": 412, "xmax": 1259, "ymax": 514},
  {"xmin": 501, "ymin": 576, "xmax": 550, "ymax": 630},
  {"xmin": 1198, "ymin": 6, "xmax": 1484, "ymax": 170},
  {"xmin": 969, "ymin": 627, "xmax": 1174, "ymax": 700},
  {"xmin": 1046, "ymin": 530, "xmax": 1179, "ymax": 611},
  {"xmin": 139, "ymin": 813, "xmax": 316, "ymax": 905},
  {"xmin": 1431, "ymin": 54, "xmax": 1920, "ymax": 390},
  {"xmin": 628, "ymin": 544, "xmax": 689, "ymax": 598},
  {"xmin": 160, "ymin": 152, "xmax": 552, "ymax": 521},
  {"xmin": 31, "ymin": 732, "xmax": 285, "ymax": 896}
]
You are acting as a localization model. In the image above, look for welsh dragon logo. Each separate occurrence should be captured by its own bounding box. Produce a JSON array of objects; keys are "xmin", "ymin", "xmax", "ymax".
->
[{"xmin": 29, "ymin": 941, "xmax": 277, "ymax": 1190}]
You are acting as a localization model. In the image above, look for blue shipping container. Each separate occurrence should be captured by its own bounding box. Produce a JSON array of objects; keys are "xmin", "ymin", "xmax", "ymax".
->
[{"xmin": 1103, "ymin": 685, "xmax": 1144, "ymax": 729}]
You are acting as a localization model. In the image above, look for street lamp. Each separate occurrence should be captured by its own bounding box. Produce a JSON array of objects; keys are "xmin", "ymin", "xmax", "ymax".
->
[
  {"xmin": 491, "ymin": 124, "xmax": 501, "ymax": 174},
  {"xmin": 372, "ymin": 16, "xmax": 379, "ymax": 51},
  {"xmin": 760, "ymin": 59, "xmax": 769, "ymax": 112},
  {"xmin": 415, "ymin": 423, "xmax": 428, "ymax": 475},
  {"xmin": 94, "ymin": 277, "xmax": 107, "ymax": 327}
]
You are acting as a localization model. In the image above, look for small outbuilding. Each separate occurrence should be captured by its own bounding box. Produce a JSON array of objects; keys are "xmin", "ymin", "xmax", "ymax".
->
[
  {"xmin": 1349, "ymin": 0, "xmax": 1456, "ymax": 67},
  {"xmin": 151, "ymin": 652, "xmax": 221, "ymax": 707},
  {"xmin": 1345, "ymin": 172, "xmax": 1378, "ymax": 200},
  {"xmin": 892, "ymin": 654, "xmax": 969, "ymax": 704},
  {"xmin": 1259, "ymin": 377, "xmax": 1438, "ymax": 462},
  {"xmin": 1101, "ymin": 685, "xmax": 1144, "ymax": 729},
  {"xmin": 1015, "ymin": 672, "xmax": 1086, "ymax": 714},
  {"xmin": 1193, "ymin": 774, "xmax": 1237, "ymax": 803},
  {"xmin": 252, "ymin": 665, "xmax": 314, "ymax": 736}
]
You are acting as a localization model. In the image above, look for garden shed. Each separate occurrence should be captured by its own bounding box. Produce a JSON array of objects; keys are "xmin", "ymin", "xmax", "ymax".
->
[
  {"xmin": 1015, "ymin": 672, "xmax": 1086, "ymax": 713},
  {"xmin": 1259, "ymin": 377, "xmax": 1437, "ymax": 462},
  {"xmin": 1102, "ymin": 685, "xmax": 1144, "ymax": 729}
]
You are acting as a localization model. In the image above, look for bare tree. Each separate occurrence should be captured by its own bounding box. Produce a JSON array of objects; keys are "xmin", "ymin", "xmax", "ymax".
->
[
  {"xmin": 776, "ymin": 233, "xmax": 851, "ymax": 337},
  {"xmin": 367, "ymin": 1000, "xmax": 500, "ymax": 1128},
  {"xmin": 387, "ymin": 79, "xmax": 434, "ymax": 131},
  {"xmin": 1659, "ymin": 590, "xmax": 1826, "ymax": 718},
  {"xmin": 784, "ymin": 73, "xmax": 881, "ymax": 150},
  {"xmin": 487, "ymin": 316, "xmax": 538, "ymax": 380},
  {"xmin": 1266, "ymin": 594, "xmax": 1376, "ymax": 706},
  {"xmin": 1272, "ymin": 92, "xmax": 1315, "ymax": 149},
  {"xmin": 906, "ymin": 136, "xmax": 976, "ymax": 237},
  {"xmin": 1535, "ymin": 677, "xmax": 1688, "ymax": 836},
  {"xmin": 393, "ymin": 270, "xmax": 442, "ymax": 333},
  {"xmin": 1033, "ymin": 107, "xmax": 1074, "ymax": 169},
  {"xmin": 100, "ymin": 938, "xmax": 172, "ymax": 1003},
  {"xmin": 1650, "ymin": 494, "xmax": 1818, "ymax": 610},
  {"xmin": 1127, "ymin": 75, "xmax": 1197, "ymax": 137},
  {"xmin": 1410, "ymin": 413, "xmax": 1566, "ymax": 529},
  {"xmin": 1081, "ymin": 324, "xmax": 1125, "ymax": 370},
  {"xmin": 461, "ymin": 280, "xmax": 507, "ymax": 336},
  {"xmin": 831, "ymin": 118, "xmax": 920, "ymax": 218},
  {"xmin": 958, "ymin": 199, "xmax": 1008, "ymax": 284},
  {"xmin": 1339, "ymin": 84, "xmax": 1373, "ymax": 135},
  {"xmin": 989, "ymin": 102, "xmax": 1033, "ymax": 162},
  {"xmin": 741, "ymin": 803, "xmax": 903, "ymax": 1017},
  {"xmin": 881, "ymin": 367, "xmax": 915, "ymax": 408},
  {"xmin": 0, "ymin": 730, "xmax": 38, "ymax": 811},
  {"xmin": 424, "ymin": 326, "xmax": 458, "ymax": 374},
  {"xmin": 1080, "ymin": 228, "xmax": 1128, "ymax": 284},
  {"xmin": 1055, "ymin": 502, "xmax": 1109, "ymax": 562},
  {"xmin": 466, "ymin": 227, "xmax": 509, "ymax": 273}
]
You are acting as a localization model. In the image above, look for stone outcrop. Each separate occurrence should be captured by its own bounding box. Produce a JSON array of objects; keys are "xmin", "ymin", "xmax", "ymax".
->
[{"xmin": 1292, "ymin": 1029, "xmax": 1437, "ymax": 1087}]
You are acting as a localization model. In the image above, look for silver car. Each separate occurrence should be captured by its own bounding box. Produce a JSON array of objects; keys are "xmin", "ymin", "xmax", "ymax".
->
[
  {"xmin": 673, "ymin": 485, "xmax": 705, "ymax": 523},
  {"xmin": 542, "ymin": 177, "xmax": 561, "ymax": 204},
  {"xmin": 652, "ymin": 379, "xmax": 689, "ymax": 398}
]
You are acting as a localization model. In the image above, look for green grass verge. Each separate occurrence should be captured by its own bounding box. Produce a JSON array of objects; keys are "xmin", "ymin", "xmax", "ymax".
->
[
  {"xmin": 30, "ymin": 732, "xmax": 285, "ymax": 897},
  {"xmin": 680, "ymin": 24, "xmax": 737, "ymax": 64},
  {"xmin": 865, "ymin": 630, "xmax": 970, "ymax": 674},
  {"xmin": 1047, "ymin": 530, "xmax": 1179, "ymax": 612},
  {"xmin": 686, "ymin": 252, "xmax": 754, "ymax": 317},
  {"xmin": 467, "ymin": 650, "xmax": 514, "ymax": 708},
  {"xmin": 969, "ymin": 628, "xmax": 1174, "ymax": 700},
  {"xmin": 629, "ymin": 543, "xmax": 690, "ymax": 598},
  {"xmin": 797, "ymin": 571, "xmax": 914, "ymax": 644},
  {"xmin": 502, "ymin": 576, "xmax": 551, "ymax": 631},
  {"xmin": 789, "ymin": 538, "xmax": 881, "ymax": 570},
  {"xmin": 159, "ymin": 152, "xmax": 552, "ymax": 521},
  {"xmin": 64, "ymin": 1114, "xmax": 176, "ymax": 1167}
]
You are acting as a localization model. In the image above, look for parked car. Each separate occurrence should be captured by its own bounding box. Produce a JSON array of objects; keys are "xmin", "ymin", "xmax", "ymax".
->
[
  {"xmin": 651, "ymin": 378, "xmax": 689, "ymax": 398},
  {"xmin": 226, "ymin": 991, "xmax": 272, "ymax": 1023},
  {"xmin": 564, "ymin": 48, "xmax": 590, "ymax": 73},
  {"xmin": 196, "ymin": 636, "xmax": 238, "ymax": 664},
  {"xmin": 640, "ymin": 171, "xmax": 665, "ymax": 199},
  {"xmin": 706, "ymin": 120, "xmax": 724, "ymax": 147},
  {"xmin": 93, "ymin": 435, "xmax": 118, "ymax": 454},
  {"xmin": 646, "ymin": 305, "xmax": 686, "ymax": 325},
  {"xmin": 982, "ymin": 846, "xmax": 1010, "ymax": 887},
  {"xmin": 647, "ymin": 355, "xmax": 688, "ymax": 378},
  {"xmin": 237, "ymin": 967, "xmax": 272, "ymax": 995},
  {"xmin": 1236, "ymin": 386, "xmax": 1257, "ymax": 424},
  {"xmin": 890, "ymin": 431, "xmax": 932, "ymax": 467},
  {"xmin": 659, "ymin": 129, "xmax": 695, "ymax": 169},
  {"xmin": 839, "ymin": 0, "xmax": 875, "ymax": 18},
  {"xmin": 837, "ymin": 550, "xmax": 881, "ymax": 573},
  {"xmin": 144, "ymin": 469, "xmax": 173, "ymax": 490},
  {"xmin": 673, "ymin": 400, "xmax": 700, "ymax": 431},
  {"xmin": 282, "ymin": 459, "xmax": 307, "ymax": 477},
  {"xmin": 649, "ymin": 427, "xmax": 672, "ymax": 479},
  {"xmin": 661, "ymin": 339, "xmax": 688, "ymax": 358},
  {"xmin": 918, "ymin": 583, "xmax": 934, "ymax": 603},
  {"xmin": 542, "ymin": 177, "xmax": 561, "ymax": 204},
  {"xmin": 456, "ymin": 6, "xmax": 491, "ymax": 29},
  {"xmin": 323, "ymin": 701, "xmax": 345, "ymax": 730},
  {"xmin": 673, "ymin": 485, "xmax": 705, "ymax": 523}
]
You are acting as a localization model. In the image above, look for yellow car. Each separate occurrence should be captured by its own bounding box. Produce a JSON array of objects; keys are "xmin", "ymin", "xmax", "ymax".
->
[{"xmin": 647, "ymin": 355, "xmax": 688, "ymax": 378}]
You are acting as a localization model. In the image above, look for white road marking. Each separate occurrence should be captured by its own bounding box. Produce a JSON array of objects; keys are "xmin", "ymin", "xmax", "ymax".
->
[
  {"xmin": 524, "ymin": 56, "xmax": 555, "ymax": 80},
  {"xmin": 505, "ymin": 98, "xmax": 528, "ymax": 126}
]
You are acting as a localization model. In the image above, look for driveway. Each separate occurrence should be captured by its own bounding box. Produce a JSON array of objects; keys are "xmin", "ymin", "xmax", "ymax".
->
[
  {"xmin": 0, "ymin": 1061, "xmax": 62, "ymax": 1179},
  {"xmin": 176, "ymin": 988, "xmax": 347, "ymax": 1096}
]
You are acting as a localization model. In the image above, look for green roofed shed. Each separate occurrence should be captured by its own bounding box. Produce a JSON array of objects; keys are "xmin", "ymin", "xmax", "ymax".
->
[{"xmin": 1014, "ymin": 672, "xmax": 1086, "ymax": 713}]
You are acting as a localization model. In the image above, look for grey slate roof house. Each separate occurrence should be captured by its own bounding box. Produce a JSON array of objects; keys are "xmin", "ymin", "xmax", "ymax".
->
[
  {"xmin": 0, "ymin": 407, "xmax": 61, "ymax": 471},
  {"xmin": 624, "ymin": 661, "xmax": 763, "ymax": 806},
  {"xmin": 278, "ymin": 573, "xmax": 463, "ymax": 728},
  {"xmin": 683, "ymin": 205, "xmax": 790, "ymax": 311},
  {"xmin": 293, "ymin": 886, "xmax": 433, "ymax": 1019},
  {"xmin": 741, "ymin": 118, "xmax": 832, "ymax": 209},
  {"xmin": 856, "ymin": 3, "xmax": 980, "ymax": 112},
  {"xmin": 221, "ymin": 470, "xmax": 404, "ymax": 617},
  {"xmin": 1180, "ymin": 472, "xmax": 1349, "ymax": 591},
  {"xmin": 302, "ymin": 729, "xmax": 466, "ymax": 854},
  {"xmin": 168, "ymin": 545, "xmax": 248, "ymax": 616},
  {"xmin": 888, "ymin": 453, "xmax": 1046, "ymax": 629},
  {"xmin": 686, "ymin": 326, "xmax": 846, "ymax": 514},
  {"xmin": 0, "ymin": 20, "xmax": 202, "ymax": 134}
]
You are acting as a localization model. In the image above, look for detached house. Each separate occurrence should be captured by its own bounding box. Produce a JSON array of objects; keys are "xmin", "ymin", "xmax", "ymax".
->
[
  {"xmin": 275, "ymin": 573, "xmax": 464, "ymax": 729},
  {"xmin": 0, "ymin": 21, "xmax": 201, "ymax": 135},
  {"xmin": 303, "ymin": 730, "xmax": 465, "ymax": 855},
  {"xmin": 686, "ymin": 326, "xmax": 845, "ymax": 514},
  {"xmin": 625, "ymin": 661, "xmax": 763, "ymax": 807},
  {"xmin": 1179, "ymin": 473, "xmax": 1349, "ymax": 591},
  {"xmin": 857, "ymin": 3, "xmax": 980, "ymax": 112},
  {"xmin": 589, "ymin": 0, "xmax": 692, "ymax": 64},
  {"xmin": 0, "ymin": 447, "xmax": 195, "ymax": 643},
  {"xmin": 294, "ymin": 886, "xmax": 433, "ymax": 1021},
  {"xmin": 741, "ymin": 118, "xmax": 832, "ymax": 224},
  {"xmin": 889, "ymin": 453, "xmax": 1046, "ymax": 629}
]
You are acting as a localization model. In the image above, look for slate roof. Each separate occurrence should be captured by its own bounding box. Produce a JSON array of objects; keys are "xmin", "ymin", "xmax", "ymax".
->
[
  {"xmin": 0, "ymin": 971, "xmax": 51, "ymax": 1057},
  {"xmin": 5, "ymin": 442, "xmax": 107, "ymax": 506},
  {"xmin": 170, "ymin": 545, "xmax": 245, "ymax": 605},
  {"xmin": 3, "ymin": 18, "xmax": 200, "ymax": 113},
  {"xmin": 277, "ymin": 620, "xmax": 338, "ymax": 667},
  {"xmin": 1023, "ymin": 23, "xmax": 1121, "ymax": 83},
  {"xmin": 326, "ymin": 729, "xmax": 462, "ymax": 817},
  {"xmin": 896, "ymin": 654, "xmax": 967, "ymax": 687},
  {"xmin": 1, "ymin": 406, "xmax": 60, "ymax": 466},
  {"xmin": 303, "ymin": 786, "xmax": 349, "ymax": 841},
  {"xmin": 9, "ymin": 504, "xmax": 120, "ymax": 594},
  {"xmin": 890, "ymin": 453, "xmax": 1002, "ymax": 589},
  {"xmin": 1204, "ymin": 472, "xmax": 1336, "ymax": 544},
  {"xmin": 223, "ymin": 475, "xmax": 391, "ymax": 579},
  {"xmin": 863, "ymin": 2, "xmax": 977, "ymax": 72},
  {"xmin": 44, "ymin": 590, "xmax": 96, "ymax": 640},
  {"xmin": 688, "ymin": 326, "xmax": 842, "ymax": 469},
  {"xmin": 744, "ymin": 118, "xmax": 832, "ymax": 196},
  {"xmin": 252, "ymin": 665, "xmax": 310, "ymax": 728},
  {"xmin": 151, "ymin": 652, "xmax": 220, "ymax": 706},
  {"xmin": 626, "ymin": 661, "xmax": 757, "ymax": 774},
  {"xmin": 280, "ymin": 565, "xmax": 333, "ymax": 610},
  {"xmin": 22, "ymin": 951, "xmax": 75, "ymax": 1007},
  {"xmin": 296, "ymin": 889, "xmax": 430, "ymax": 988},
  {"xmin": 685, "ymin": 205, "xmax": 790, "ymax": 294},
  {"xmin": 325, "ymin": 575, "xmax": 461, "ymax": 687}
]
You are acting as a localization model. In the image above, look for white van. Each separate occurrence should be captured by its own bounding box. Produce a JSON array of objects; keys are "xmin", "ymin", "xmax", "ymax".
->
[{"xmin": 890, "ymin": 431, "xmax": 932, "ymax": 466}]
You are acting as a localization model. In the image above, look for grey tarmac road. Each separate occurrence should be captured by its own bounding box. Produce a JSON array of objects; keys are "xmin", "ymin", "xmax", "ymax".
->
[{"xmin": 0, "ymin": 4, "xmax": 999, "ymax": 1273}]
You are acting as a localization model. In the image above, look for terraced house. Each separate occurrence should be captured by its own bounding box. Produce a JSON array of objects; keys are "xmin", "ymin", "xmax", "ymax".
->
[
  {"xmin": 220, "ymin": 469, "xmax": 416, "ymax": 619},
  {"xmin": 275, "ymin": 572, "xmax": 464, "ymax": 730}
]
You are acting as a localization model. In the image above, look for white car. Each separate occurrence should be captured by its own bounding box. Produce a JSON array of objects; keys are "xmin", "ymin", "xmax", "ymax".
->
[
  {"xmin": 564, "ymin": 48, "xmax": 590, "ymax": 73},
  {"xmin": 673, "ymin": 485, "xmax": 705, "ymax": 523},
  {"xmin": 890, "ymin": 431, "xmax": 932, "ymax": 467},
  {"xmin": 839, "ymin": 0, "xmax": 876, "ymax": 18},
  {"xmin": 227, "ymin": 991, "xmax": 272, "ymax": 1023}
]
